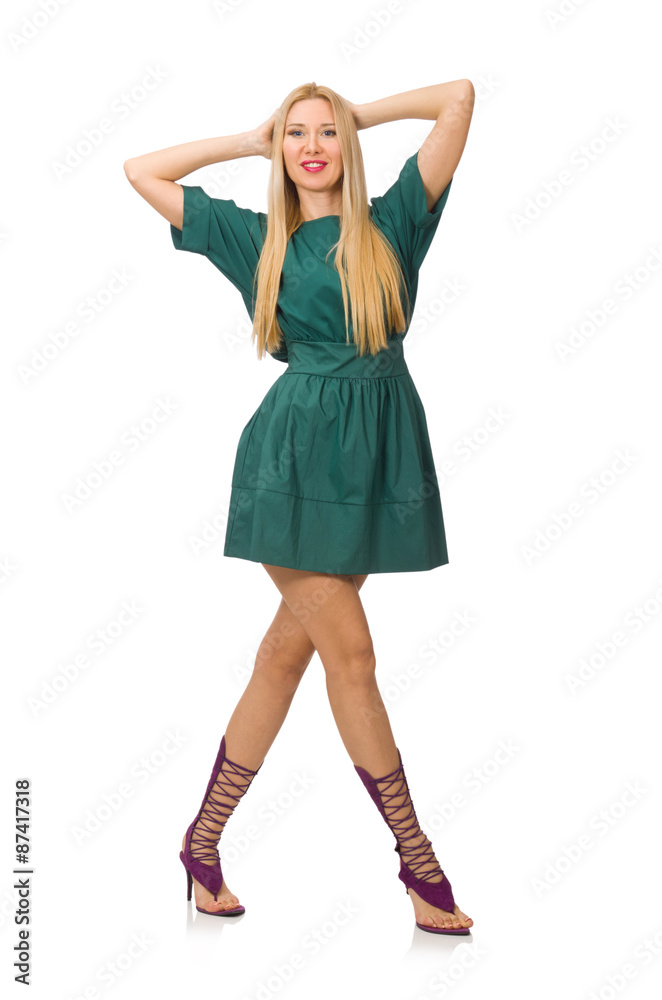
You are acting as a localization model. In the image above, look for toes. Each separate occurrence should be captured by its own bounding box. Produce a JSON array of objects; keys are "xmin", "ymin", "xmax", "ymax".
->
[
  {"xmin": 416, "ymin": 903, "xmax": 473, "ymax": 932},
  {"xmin": 439, "ymin": 910, "xmax": 465, "ymax": 930},
  {"xmin": 202, "ymin": 895, "xmax": 232, "ymax": 911},
  {"xmin": 453, "ymin": 906, "xmax": 471, "ymax": 927},
  {"xmin": 193, "ymin": 886, "xmax": 242, "ymax": 912}
]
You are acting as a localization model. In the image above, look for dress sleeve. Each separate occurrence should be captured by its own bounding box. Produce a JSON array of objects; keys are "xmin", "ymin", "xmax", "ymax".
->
[
  {"xmin": 369, "ymin": 151, "xmax": 452, "ymax": 277},
  {"xmin": 170, "ymin": 184, "xmax": 264, "ymax": 301},
  {"xmin": 170, "ymin": 184, "xmax": 288, "ymax": 363}
]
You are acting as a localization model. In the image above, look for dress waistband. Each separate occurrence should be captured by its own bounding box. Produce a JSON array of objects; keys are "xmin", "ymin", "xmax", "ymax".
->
[{"xmin": 283, "ymin": 338, "xmax": 409, "ymax": 379}]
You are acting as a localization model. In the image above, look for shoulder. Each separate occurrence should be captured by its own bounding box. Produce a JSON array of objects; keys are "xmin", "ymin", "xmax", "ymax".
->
[
  {"xmin": 369, "ymin": 152, "xmax": 453, "ymax": 235},
  {"xmin": 182, "ymin": 184, "xmax": 266, "ymax": 246},
  {"xmin": 367, "ymin": 151, "xmax": 453, "ymax": 276}
]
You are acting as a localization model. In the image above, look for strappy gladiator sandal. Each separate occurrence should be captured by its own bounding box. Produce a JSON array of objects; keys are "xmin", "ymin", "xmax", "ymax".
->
[
  {"xmin": 355, "ymin": 749, "xmax": 471, "ymax": 935},
  {"xmin": 180, "ymin": 734, "xmax": 262, "ymax": 916}
]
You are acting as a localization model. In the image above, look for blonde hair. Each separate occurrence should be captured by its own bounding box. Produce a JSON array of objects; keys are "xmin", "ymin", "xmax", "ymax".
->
[{"xmin": 251, "ymin": 82, "xmax": 410, "ymax": 360}]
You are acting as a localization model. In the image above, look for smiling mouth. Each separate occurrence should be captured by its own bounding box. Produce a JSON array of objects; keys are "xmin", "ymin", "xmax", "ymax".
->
[{"xmin": 301, "ymin": 161, "xmax": 327, "ymax": 172}]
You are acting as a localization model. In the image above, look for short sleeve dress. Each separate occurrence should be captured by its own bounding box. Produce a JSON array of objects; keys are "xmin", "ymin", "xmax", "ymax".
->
[{"xmin": 170, "ymin": 151, "xmax": 453, "ymax": 574}]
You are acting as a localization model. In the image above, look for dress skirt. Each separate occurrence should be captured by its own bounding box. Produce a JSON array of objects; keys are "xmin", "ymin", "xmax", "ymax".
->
[{"xmin": 222, "ymin": 336, "xmax": 449, "ymax": 574}]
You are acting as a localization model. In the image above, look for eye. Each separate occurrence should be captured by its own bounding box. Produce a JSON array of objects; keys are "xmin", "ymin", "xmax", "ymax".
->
[{"xmin": 287, "ymin": 129, "xmax": 336, "ymax": 137}]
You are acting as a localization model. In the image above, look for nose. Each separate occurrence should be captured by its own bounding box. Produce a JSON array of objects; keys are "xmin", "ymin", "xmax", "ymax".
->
[{"xmin": 304, "ymin": 133, "xmax": 322, "ymax": 156}]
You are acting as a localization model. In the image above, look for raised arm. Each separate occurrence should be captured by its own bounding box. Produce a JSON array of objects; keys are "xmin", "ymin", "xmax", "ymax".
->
[
  {"xmin": 349, "ymin": 81, "xmax": 475, "ymax": 212},
  {"xmin": 123, "ymin": 111, "xmax": 278, "ymax": 230}
]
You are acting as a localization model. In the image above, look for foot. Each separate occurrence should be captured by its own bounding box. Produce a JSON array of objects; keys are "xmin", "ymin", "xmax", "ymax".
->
[
  {"xmin": 402, "ymin": 832, "xmax": 473, "ymax": 932},
  {"xmin": 181, "ymin": 835, "xmax": 243, "ymax": 913},
  {"xmin": 407, "ymin": 880, "xmax": 473, "ymax": 932}
]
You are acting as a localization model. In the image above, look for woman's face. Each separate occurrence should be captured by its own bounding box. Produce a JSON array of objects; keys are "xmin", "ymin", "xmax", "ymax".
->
[{"xmin": 282, "ymin": 98, "xmax": 343, "ymax": 203}]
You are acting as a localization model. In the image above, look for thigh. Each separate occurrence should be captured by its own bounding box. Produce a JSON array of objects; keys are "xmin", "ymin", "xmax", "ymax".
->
[
  {"xmin": 261, "ymin": 564, "xmax": 373, "ymax": 669},
  {"xmin": 259, "ymin": 572, "xmax": 369, "ymax": 667}
]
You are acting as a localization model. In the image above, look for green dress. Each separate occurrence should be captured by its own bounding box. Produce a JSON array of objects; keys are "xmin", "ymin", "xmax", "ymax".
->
[{"xmin": 171, "ymin": 151, "xmax": 453, "ymax": 574}]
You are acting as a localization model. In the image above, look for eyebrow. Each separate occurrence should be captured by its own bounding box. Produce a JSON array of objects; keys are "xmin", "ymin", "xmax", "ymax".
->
[{"xmin": 286, "ymin": 122, "xmax": 336, "ymax": 127}]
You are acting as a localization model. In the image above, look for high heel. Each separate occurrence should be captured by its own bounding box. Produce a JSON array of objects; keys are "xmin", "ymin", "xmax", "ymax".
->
[
  {"xmin": 180, "ymin": 734, "xmax": 262, "ymax": 916},
  {"xmin": 355, "ymin": 749, "xmax": 471, "ymax": 935}
]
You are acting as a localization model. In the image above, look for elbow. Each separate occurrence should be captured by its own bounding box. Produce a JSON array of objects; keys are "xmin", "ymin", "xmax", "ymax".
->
[
  {"xmin": 461, "ymin": 79, "xmax": 475, "ymax": 114},
  {"xmin": 451, "ymin": 79, "xmax": 475, "ymax": 110},
  {"xmin": 123, "ymin": 158, "xmax": 141, "ymax": 184},
  {"xmin": 442, "ymin": 80, "xmax": 475, "ymax": 127},
  {"xmin": 443, "ymin": 79, "xmax": 475, "ymax": 107}
]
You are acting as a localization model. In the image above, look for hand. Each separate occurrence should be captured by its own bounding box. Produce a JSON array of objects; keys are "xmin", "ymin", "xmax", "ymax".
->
[
  {"xmin": 344, "ymin": 100, "xmax": 366, "ymax": 131},
  {"xmin": 250, "ymin": 109, "xmax": 278, "ymax": 159}
]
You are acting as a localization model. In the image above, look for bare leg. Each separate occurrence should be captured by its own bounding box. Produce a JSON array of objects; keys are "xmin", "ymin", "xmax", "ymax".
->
[
  {"xmin": 225, "ymin": 572, "xmax": 368, "ymax": 767},
  {"xmin": 260, "ymin": 564, "xmax": 473, "ymax": 932},
  {"xmin": 183, "ymin": 573, "xmax": 368, "ymax": 913}
]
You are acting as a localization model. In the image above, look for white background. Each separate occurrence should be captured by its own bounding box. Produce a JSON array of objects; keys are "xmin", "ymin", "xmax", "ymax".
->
[{"xmin": 2, "ymin": 0, "xmax": 661, "ymax": 997}]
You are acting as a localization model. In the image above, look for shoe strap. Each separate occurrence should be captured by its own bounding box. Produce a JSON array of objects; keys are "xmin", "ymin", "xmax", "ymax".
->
[
  {"xmin": 373, "ymin": 765, "xmax": 444, "ymax": 885},
  {"xmin": 189, "ymin": 750, "xmax": 260, "ymax": 865}
]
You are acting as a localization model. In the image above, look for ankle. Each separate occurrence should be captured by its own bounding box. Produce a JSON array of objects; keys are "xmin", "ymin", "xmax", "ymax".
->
[{"xmin": 398, "ymin": 834, "xmax": 442, "ymax": 875}]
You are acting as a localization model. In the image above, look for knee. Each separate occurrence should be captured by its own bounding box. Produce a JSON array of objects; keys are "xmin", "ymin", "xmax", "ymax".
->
[
  {"xmin": 254, "ymin": 647, "xmax": 312, "ymax": 693},
  {"xmin": 325, "ymin": 642, "xmax": 377, "ymax": 685}
]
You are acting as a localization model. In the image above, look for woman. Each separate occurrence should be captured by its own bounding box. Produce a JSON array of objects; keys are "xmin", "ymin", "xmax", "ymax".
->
[{"xmin": 124, "ymin": 79, "xmax": 475, "ymax": 934}]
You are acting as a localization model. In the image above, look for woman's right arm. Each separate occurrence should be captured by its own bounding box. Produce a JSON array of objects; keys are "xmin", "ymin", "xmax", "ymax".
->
[{"xmin": 124, "ymin": 113, "xmax": 277, "ymax": 229}]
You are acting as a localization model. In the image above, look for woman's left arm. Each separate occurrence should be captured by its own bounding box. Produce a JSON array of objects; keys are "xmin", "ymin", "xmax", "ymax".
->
[{"xmin": 349, "ymin": 81, "xmax": 475, "ymax": 212}]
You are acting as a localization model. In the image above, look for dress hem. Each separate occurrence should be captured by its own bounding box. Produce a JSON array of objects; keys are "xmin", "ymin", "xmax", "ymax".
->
[{"xmin": 223, "ymin": 549, "xmax": 449, "ymax": 575}]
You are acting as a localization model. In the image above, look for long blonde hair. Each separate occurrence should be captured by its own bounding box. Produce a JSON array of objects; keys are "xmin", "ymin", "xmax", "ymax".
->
[{"xmin": 251, "ymin": 82, "xmax": 410, "ymax": 360}]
